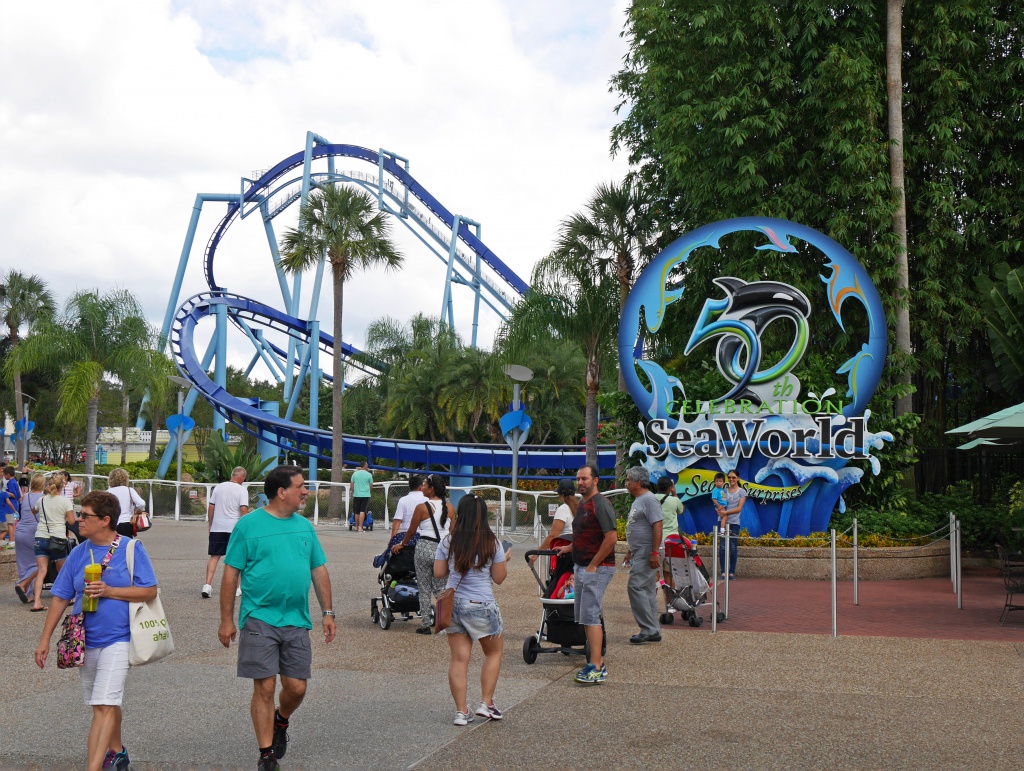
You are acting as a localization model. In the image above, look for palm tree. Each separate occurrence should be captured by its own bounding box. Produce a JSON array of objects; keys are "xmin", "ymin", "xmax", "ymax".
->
[
  {"xmin": 278, "ymin": 183, "xmax": 403, "ymax": 516},
  {"xmin": 553, "ymin": 179, "xmax": 654, "ymax": 391},
  {"xmin": 500, "ymin": 250, "xmax": 620, "ymax": 467},
  {"xmin": 3, "ymin": 289, "xmax": 151, "ymax": 477},
  {"xmin": 977, "ymin": 263, "xmax": 1024, "ymax": 401},
  {"xmin": 131, "ymin": 346, "xmax": 178, "ymax": 460},
  {"xmin": 438, "ymin": 347, "xmax": 502, "ymax": 442},
  {"xmin": 0, "ymin": 271, "xmax": 56, "ymax": 467}
]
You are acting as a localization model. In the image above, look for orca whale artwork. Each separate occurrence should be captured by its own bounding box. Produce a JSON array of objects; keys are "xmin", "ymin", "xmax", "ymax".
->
[{"xmin": 619, "ymin": 217, "xmax": 893, "ymax": 537}]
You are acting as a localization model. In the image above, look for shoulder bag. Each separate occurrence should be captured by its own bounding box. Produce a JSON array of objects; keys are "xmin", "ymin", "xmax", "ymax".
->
[
  {"xmin": 56, "ymin": 537, "xmax": 120, "ymax": 669},
  {"xmin": 41, "ymin": 498, "xmax": 69, "ymax": 557},
  {"xmin": 131, "ymin": 492, "xmax": 152, "ymax": 535},
  {"xmin": 434, "ymin": 566, "xmax": 466, "ymax": 635},
  {"xmin": 125, "ymin": 539, "xmax": 174, "ymax": 666}
]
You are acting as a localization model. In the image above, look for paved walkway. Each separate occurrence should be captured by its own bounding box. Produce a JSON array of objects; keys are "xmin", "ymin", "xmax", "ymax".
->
[{"xmin": 0, "ymin": 521, "xmax": 1021, "ymax": 769}]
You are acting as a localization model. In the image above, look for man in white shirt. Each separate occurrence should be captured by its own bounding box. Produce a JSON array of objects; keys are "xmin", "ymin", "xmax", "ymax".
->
[
  {"xmin": 390, "ymin": 474, "xmax": 426, "ymax": 538},
  {"xmin": 203, "ymin": 466, "xmax": 249, "ymax": 598}
]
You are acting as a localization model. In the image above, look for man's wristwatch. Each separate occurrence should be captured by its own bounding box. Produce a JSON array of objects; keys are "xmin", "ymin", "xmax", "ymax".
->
[{"xmin": 322, "ymin": 610, "xmax": 335, "ymax": 618}]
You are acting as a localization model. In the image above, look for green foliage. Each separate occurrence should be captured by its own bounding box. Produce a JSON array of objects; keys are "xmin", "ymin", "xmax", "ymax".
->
[
  {"xmin": 976, "ymin": 263, "xmax": 1024, "ymax": 401},
  {"xmin": 199, "ymin": 430, "xmax": 275, "ymax": 483},
  {"xmin": 611, "ymin": 0, "xmax": 1024, "ymax": 444}
]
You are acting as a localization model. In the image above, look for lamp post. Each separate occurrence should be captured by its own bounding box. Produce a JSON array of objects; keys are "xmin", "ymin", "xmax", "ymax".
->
[
  {"xmin": 168, "ymin": 376, "xmax": 192, "ymax": 485},
  {"xmin": 503, "ymin": 364, "xmax": 533, "ymax": 533},
  {"xmin": 14, "ymin": 392, "xmax": 35, "ymax": 468}
]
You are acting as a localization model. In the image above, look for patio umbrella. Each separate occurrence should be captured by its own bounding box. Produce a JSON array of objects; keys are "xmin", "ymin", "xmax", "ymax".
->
[
  {"xmin": 969, "ymin": 411, "xmax": 1024, "ymax": 439},
  {"xmin": 946, "ymin": 402, "xmax": 1024, "ymax": 435}
]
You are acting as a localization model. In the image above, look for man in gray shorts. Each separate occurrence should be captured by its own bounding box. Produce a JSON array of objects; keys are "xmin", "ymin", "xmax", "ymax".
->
[
  {"xmin": 219, "ymin": 465, "xmax": 336, "ymax": 771},
  {"xmin": 557, "ymin": 465, "xmax": 618, "ymax": 685}
]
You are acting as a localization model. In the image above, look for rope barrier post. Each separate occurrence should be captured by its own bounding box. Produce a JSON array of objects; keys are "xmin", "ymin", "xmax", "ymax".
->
[
  {"xmin": 853, "ymin": 518, "xmax": 859, "ymax": 606},
  {"xmin": 723, "ymin": 524, "xmax": 730, "ymax": 620},
  {"xmin": 949, "ymin": 512, "xmax": 955, "ymax": 588},
  {"xmin": 950, "ymin": 520, "xmax": 958, "ymax": 610},
  {"xmin": 711, "ymin": 528, "xmax": 719, "ymax": 633},
  {"xmin": 831, "ymin": 528, "xmax": 837, "ymax": 638}
]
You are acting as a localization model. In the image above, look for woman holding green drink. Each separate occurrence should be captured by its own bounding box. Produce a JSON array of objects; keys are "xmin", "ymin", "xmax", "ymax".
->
[{"xmin": 34, "ymin": 491, "xmax": 160, "ymax": 771}]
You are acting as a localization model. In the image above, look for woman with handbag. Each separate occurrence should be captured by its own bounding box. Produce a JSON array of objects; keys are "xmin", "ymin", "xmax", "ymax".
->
[
  {"xmin": 34, "ymin": 490, "xmax": 158, "ymax": 771},
  {"xmin": 30, "ymin": 474, "xmax": 76, "ymax": 611},
  {"xmin": 434, "ymin": 493, "xmax": 509, "ymax": 726},
  {"xmin": 14, "ymin": 473, "xmax": 45, "ymax": 603},
  {"xmin": 106, "ymin": 468, "xmax": 146, "ymax": 538},
  {"xmin": 391, "ymin": 474, "xmax": 456, "ymax": 635}
]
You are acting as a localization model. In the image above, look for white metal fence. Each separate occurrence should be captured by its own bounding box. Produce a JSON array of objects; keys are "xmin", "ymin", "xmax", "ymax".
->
[{"xmin": 66, "ymin": 474, "xmax": 630, "ymax": 542}]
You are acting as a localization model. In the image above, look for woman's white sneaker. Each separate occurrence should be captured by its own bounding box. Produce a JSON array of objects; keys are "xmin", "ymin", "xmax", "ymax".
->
[
  {"xmin": 475, "ymin": 701, "xmax": 503, "ymax": 720},
  {"xmin": 453, "ymin": 711, "xmax": 475, "ymax": 726}
]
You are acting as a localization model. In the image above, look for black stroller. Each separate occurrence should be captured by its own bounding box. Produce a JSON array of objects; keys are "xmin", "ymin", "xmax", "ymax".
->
[
  {"xmin": 370, "ymin": 542, "xmax": 427, "ymax": 630},
  {"xmin": 522, "ymin": 538, "xmax": 605, "ymax": 664}
]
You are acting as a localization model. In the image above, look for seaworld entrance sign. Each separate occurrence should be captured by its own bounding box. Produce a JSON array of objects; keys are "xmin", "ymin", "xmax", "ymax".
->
[{"xmin": 619, "ymin": 217, "xmax": 892, "ymax": 537}]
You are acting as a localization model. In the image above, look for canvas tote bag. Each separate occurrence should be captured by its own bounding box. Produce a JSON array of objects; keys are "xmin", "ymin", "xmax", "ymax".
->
[{"xmin": 126, "ymin": 538, "xmax": 174, "ymax": 665}]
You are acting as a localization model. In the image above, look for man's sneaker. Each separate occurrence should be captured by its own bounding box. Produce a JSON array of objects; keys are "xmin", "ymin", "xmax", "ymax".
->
[
  {"xmin": 257, "ymin": 751, "xmax": 279, "ymax": 771},
  {"xmin": 110, "ymin": 747, "xmax": 130, "ymax": 770},
  {"xmin": 453, "ymin": 711, "xmax": 475, "ymax": 726},
  {"xmin": 574, "ymin": 663, "xmax": 605, "ymax": 684},
  {"xmin": 598, "ymin": 663, "xmax": 608, "ymax": 682},
  {"xmin": 201, "ymin": 584, "xmax": 213, "ymax": 598},
  {"xmin": 475, "ymin": 701, "xmax": 503, "ymax": 720},
  {"xmin": 272, "ymin": 713, "xmax": 289, "ymax": 759}
]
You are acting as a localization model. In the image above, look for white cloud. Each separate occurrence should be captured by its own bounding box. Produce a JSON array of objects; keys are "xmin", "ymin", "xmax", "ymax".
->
[{"xmin": 1, "ymin": 0, "xmax": 631, "ymax": 380}]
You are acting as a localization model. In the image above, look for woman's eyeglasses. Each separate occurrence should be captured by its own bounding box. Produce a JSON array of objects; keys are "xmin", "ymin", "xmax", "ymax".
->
[{"xmin": 76, "ymin": 513, "xmax": 101, "ymax": 520}]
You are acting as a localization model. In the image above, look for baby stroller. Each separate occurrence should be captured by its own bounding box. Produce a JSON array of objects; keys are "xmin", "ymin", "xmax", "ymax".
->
[
  {"xmin": 522, "ymin": 538, "xmax": 605, "ymax": 664},
  {"xmin": 348, "ymin": 509, "xmax": 374, "ymax": 531},
  {"xmin": 660, "ymin": 534, "xmax": 724, "ymax": 628},
  {"xmin": 370, "ymin": 542, "xmax": 425, "ymax": 629}
]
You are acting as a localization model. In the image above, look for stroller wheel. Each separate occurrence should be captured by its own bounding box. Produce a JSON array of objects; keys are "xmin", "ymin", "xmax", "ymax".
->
[
  {"xmin": 689, "ymin": 615, "xmax": 703, "ymax": 628},
  {"xmin": 348, "ymin": 523, "xmax": 353, "ymax": 531},
  {"xmin": 378, "ymin": 608, "xmax": 393, "ymax": 630},
  {"xmin": 522, "ymin": 635, "xmax": 539, "ymax": 665},
  {"xmin": 370, "ymin": 603, "xmax": 379, "ymax": 624},
  {"xmin": 681, "ymin": 610, "xmax": 693, "ymax": 621},
  {"xmin": 660, "ymin": 612, "xmax": 674, "ymax": 625},
  {"xmin": 717, "ymin": 611, "xmax": 726, "ymax": 623},
  {"xmin": 368, "ymin": 524, "xmax": 373, "ymax": 531}
]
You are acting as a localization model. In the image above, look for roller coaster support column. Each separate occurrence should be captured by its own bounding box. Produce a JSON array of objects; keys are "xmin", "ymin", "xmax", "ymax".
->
[
  {"xmin": 308, "ymin": 319, "xmax": 320, "ymax": 484},
  {"xmin": 440, "ymin": 216, "xmax": 482, "ymax": 334},
  {"xmin": 257, "ymin": 401, "xmax": 281, "ymax": 469},
  {"xmin": 213, "ymin": 299, "xmax": 227, "ymax": 434}
]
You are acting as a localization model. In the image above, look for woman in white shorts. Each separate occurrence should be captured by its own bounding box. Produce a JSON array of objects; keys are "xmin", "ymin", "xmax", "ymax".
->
[
  {"xmin": 435, "ymin": 494, "xmax": 509, "ymax": 727},
  {"xmin": 34, "ymin": 490, "xmax": 159, "ymax": 771}
]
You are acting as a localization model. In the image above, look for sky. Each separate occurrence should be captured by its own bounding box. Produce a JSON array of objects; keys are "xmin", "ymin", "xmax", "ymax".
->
[{"xmin": 1, "ymin": 0, "xmax": 632, "ymax": 381}]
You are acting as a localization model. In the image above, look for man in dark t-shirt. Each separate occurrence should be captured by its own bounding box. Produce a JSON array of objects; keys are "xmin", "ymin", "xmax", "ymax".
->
[{"xmin": 558, "ymin": 465, "xmax": 617, "ymax": 685}]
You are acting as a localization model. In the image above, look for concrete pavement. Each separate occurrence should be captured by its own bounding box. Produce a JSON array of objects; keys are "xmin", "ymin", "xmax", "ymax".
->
[{"xmin": 1, "ymin": 520, "xmax": 1021, "ymax": 769}]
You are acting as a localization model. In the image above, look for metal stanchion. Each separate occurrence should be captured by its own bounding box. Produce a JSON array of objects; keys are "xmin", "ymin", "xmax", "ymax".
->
[
  {"xmin": 949, "ymin": 512, "xmax": 956, "ymax": 589},
  {"xmin": 853, "ymin": 518, "xmax": 859, "ymax": 606},
  {"xmin": 723, "ymin": 525, "xmax": 730, "ymax": 620},
  {"xmin": 711, "ymin": 528, "xmax": 719, "ymax": 633},
  {"xmin": 950, "ymin": 520, "xmax": 958, "ymax": 610},
  {"xmin": 831, "ymin": 528, "xmax": 837, "ymax": 638},
  {"xmin": 312, "ymin": 482, "xmax": 319, "ymax": 525}
]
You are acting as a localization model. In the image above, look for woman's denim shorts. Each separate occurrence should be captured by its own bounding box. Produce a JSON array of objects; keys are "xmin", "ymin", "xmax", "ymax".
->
[
  {"xmin": 34, "ymin": 537, "xmax": 66, "ymax": 559},
  {"xmin": 445, "ymin": 598, "xmax": 503, "ymax": 641}
]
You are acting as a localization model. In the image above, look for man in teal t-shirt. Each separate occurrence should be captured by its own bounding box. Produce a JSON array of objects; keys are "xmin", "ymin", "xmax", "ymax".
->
[
  {"xmin": 350, "ymin": 461, "xmax": 373, "ymax": 532},
  {"xmin": 219, "ymin": 465, "xmax": 335, "ymax": 770}
]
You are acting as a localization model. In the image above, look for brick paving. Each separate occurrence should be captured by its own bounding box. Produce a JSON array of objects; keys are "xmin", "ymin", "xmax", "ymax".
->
[{"xmin": 662, "ymin": 567, "xmax": 1024, "ymax": 641}]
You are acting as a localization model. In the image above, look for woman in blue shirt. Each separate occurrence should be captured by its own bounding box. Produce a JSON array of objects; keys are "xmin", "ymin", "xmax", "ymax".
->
[
  {"xmin": 434, "ymin": 494, "xmax": 508, "ymax": 727},
  {"xmin": 34, "ymin": 490, "xmax": 158, "ymax": 771}
]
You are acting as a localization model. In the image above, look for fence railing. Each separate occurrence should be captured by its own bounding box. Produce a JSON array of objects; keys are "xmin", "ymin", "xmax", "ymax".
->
[{"xmin": 64, "ymin": 474, "xmax": 627, "ymax": 540}]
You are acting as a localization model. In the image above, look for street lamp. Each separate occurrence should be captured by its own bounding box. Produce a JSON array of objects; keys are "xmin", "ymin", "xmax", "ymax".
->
[
  {"xmin": 14, "ymin": 392, "xmax": 35, "ymax": 468},
  {"xmin": 503, "ymin": 364, "xmax": 533, "ymax": 533},
  {"xmin": 167, "ymin": 376, "xmax": 193, "ymax": 485}
]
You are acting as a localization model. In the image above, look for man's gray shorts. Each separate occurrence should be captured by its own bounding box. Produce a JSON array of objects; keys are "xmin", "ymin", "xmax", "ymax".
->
[
  {"xmin": 573, "ymin": 565, "xmax": 615, "ymax": 626},
  {"xmin": 237, "ymin": 617, "xmax": 312, "ymax": 680}
]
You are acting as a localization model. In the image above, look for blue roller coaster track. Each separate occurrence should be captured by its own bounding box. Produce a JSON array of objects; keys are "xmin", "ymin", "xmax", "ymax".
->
[{"xmin": 156, "ymin": 131, "xmax": 614, "ymax": 480}]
